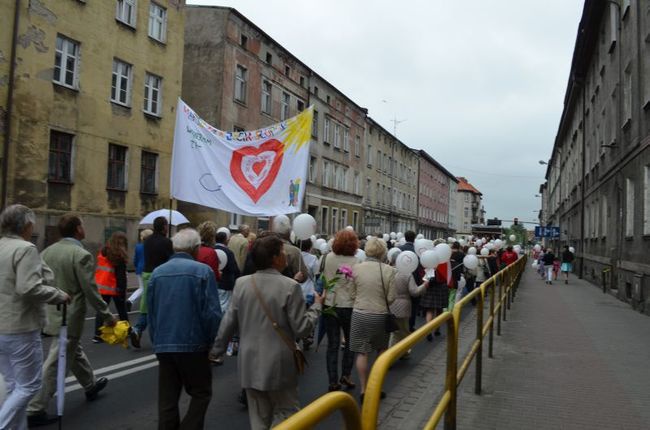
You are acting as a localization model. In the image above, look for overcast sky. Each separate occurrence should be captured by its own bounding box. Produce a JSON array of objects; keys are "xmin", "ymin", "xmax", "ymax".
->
[{"xmin": 188, "ymin": 0, "xmax": 584, "ymax": 229}]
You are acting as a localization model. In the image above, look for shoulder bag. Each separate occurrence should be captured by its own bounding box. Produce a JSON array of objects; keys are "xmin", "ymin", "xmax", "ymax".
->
[
  {"xmin": 379, "ymin": 262, "xmax": 399, "ymax": 333},
  {"xmin": 251, "ymin": 276, "xmax": 308, "ymax": 374}
]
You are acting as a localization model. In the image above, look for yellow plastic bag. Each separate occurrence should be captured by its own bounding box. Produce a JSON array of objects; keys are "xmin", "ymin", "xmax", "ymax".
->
[{"xmin": 99, "ymin": 321, "xmax": 130, "ymax": 348}]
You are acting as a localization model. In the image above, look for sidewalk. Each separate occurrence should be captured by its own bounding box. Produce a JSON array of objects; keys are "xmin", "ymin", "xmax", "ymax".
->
[{"xmin": 380, "ymin": 267, "xmax": 650, "ymax": 429}]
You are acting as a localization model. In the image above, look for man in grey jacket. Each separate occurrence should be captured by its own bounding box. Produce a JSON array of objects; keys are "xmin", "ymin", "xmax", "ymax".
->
[
  {"xmin": 0, "ymin": 204, "xmax": 70, "ymax": 430},
  {"xmin": 27, "ymin": 214, "xmax": 116, "ymax": 426}
]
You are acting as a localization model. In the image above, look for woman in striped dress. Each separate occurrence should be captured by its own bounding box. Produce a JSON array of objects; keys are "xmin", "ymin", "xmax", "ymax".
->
[{"xmin": 349, "ymin": 238, "xmax": 396, "ymax": 402}]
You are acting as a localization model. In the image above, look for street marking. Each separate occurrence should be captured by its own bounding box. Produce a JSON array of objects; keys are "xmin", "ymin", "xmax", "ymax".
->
[
  {"xmin": 64, "ymin": 361, "xmax": 159, "ymax": 393},
  {"xmin": 64, "ymin": 354, "xmax": 156, "ymax": 384},
  {"xmin": 84, "ymin": 310, "xmax": 140, "ymax": 321}
]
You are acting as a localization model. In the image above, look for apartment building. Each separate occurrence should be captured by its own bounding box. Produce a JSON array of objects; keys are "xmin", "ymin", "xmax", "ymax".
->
[
  {"xmin": 417, "ymin": 150, "xmax": 458, "ymax": 239},
  {"xmin": 1, "ymin": 0, "xmax": 185, "ymax": 252},
  {"xmin": 543, "ymin": 0, "xmax": 650, "ymax": 313},
  {"xmin": 456, "ymin": 176, "xmax": 484, "ymax": 236}
]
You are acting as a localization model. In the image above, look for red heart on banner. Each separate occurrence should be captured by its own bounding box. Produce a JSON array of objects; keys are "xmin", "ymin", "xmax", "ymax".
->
[{"xmin": 230, "ymin": 139, "xmax": 284, "ymax": 203}]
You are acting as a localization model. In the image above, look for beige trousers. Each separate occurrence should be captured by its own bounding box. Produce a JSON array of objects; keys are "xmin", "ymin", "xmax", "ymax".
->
[
  {"xmin": 245, "ymin": 386, "xmax": 299, "ymax": 430},
  {"xmin": 27, "ymin": 336, "xmax": 95, "ymax": 414}
]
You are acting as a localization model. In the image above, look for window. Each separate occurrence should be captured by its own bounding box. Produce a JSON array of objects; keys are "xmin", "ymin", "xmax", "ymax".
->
[
  {"xmin": 377, "ymin": 150, "xmax": 381, "ymax": 169},
  {"xmin": 333, "ymin": 124, "xmax": 341, "ymax": 149},
  {"xmin": 354, "ymin": 135, "xmax": 360, "ymax": 157},
  {"xmin": 111, "ymin": 59, "xmax": 132, "ymax": 106},
  {"xmin": 107, "ymin": 144, "xmax": 128, "ymax": 190},
  {"xmin": 281, "ymin": 92, "xmax": 290, "ymax": 120},
  {"xmin": 234, "ymin": 65, "xmax": 247, "ymax": 103},
  {"xmin": 352, "ymin": 211, "xmax": 359, "ymax": 232},
  {"xmin": 140, "ymin": 151, "xmax": 158, "ymax": 194},
  {"xmin": 376, "ymin": 182, "xmax": 381, "ymax": 205},
  {"xmin": 321, "ymin": 207, "xmax": 329, "ymax": 234},
  {"xmin": 602, "ymin": 195, "xmax": 608, "ymax": 237},
  {"xmin": 48, "ymin": 130, "xmax": 73, "ymax": 183},
  {"xmin": 322, "ymin": 161, "xmax": 331, "ymax": 187},
  {"xmin": 644, "ymin": 166, "xmax": 650, "ymax": 235},
  {"xmin": 261, "ymin": 80, "xmax": 272, "ymax": 114},
  {"xmin": 54, "ymin": 35, "xmax": 79, "ymax": 89},
  {"xmin": 324, "ymin": 117, "xmax": 331, "ymax": 143},
  {"xmin": 626, "ymin": 178, "xmax": 634, "ymax": 236},
  {"xmin": 148, "ymin": 3, "xmax": 167, "ymax": 42},
  {"xmin": 265, "ymin": 52, "xmax": 272, "ymax": 64},
  {"xmin": 312, "ymin": 110, "xmax": 319, "ymax": 137},
  {"xmin": 341, "ymin": 209, "xmax": 348, "ymax": 227},
  {"xmin": 366, "ymin": 178, "xmax": 371, "ymax": 198},
  {"xmin": 367, "ymin": 144, "xmax": 372, "ymax": 166},
  {"xmin": 343, "ymin": 128, "xmax": 350, "ymax": 152},
  {"xmin": 313, "ymin": 86, "xmax": 319, "ymax": 97},
  {"xmin": 230, "ymin": 213, "xmax": 242, "ymax": 229},
  {"xmin": 240, "ymin": 34, "xmax": 248, "ymax": 49},
  {"xmin": 299, "ymin": 76, "xmax": 305, "ymax": 87},
  {"xmin": 143, "ymin": 72, "xmax": 162, "ymax": 116},
  {"xmin": 309, "ymin": 156, "xmax": 317, "ymax": 183},
  {"xmin": 116, "ymin": 0, "xmax": 137, "ymax": 27},
  {"xmin": 331, "ymin": 208, "xmax": 338, "ymax": 234},
  {"xmin": 623, "ymin": 63, "xmax": 632, "ymax": 126},
  {"xmin": 353, "ymin": 172, "xmax": 360, "ymax": 194},
  {"xmin": 284, "ymin": 65, "xmax": 291, "ymax": 77},
  {"xmin": 297, "ymin": 99, "xmax": 305, "ymax": 112}
]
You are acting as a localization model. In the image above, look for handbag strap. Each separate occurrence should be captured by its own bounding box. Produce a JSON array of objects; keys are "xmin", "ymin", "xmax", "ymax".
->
[
  {"xmin": 251, "ymin": 275, "xmax": 297, "ymax": 353},
  {"xmin": 379, "ymin": 262, "xmax": 390, "ymax": 312}
]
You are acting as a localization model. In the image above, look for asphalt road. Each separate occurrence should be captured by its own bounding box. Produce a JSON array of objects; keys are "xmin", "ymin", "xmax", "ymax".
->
[{"xmin": 36, "ymin": 307, "xmax": 448, "ymax": 430}]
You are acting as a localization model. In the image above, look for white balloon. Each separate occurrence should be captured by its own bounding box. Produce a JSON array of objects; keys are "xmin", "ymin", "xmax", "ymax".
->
[
  {"xmin": 382, "ymin": 233, "xmax": 390, "ymax": 242},
  {"xmin": 463, "ymin": 254, "xmax": 479, "ymax": 270},
  {"xmin": 272, "ymin": 214, "xmax": 291, "ymax": 234},
  {"xmin": 533, "ymin": 244, "xmax": 542, "ymax": 252},
  {"xmin": 346, "ymin": 225, "xmax": 354, "ymax": 231},
  {"xmin": 447, "ymin": 237, "xmax": 455, "ymax": 243},
  {"xmin": 290, "ymin": 231, "xmax": 296, "ymax": 244},
  {"xmin": 514, "ymin": 245, "xmax": 522, "ymax": 254},
  {"xmin": 355, "ymin": 249, "xmax": 366, "ymax": 262},
  {"xmin": 217, "ymin": 227, "xmax": 231, "ymax": 240},
  {"xmin": 390, "ymin": 232, "xmax": 397, "ymax": 239},
  {"xmin": 387, "ymin": 247, "xmax": 402, "ymax": 264},
  {"xmin": 459, "ymin": 239, "xmax": 466, "ymax": 246},
  {"xmin": 480, "ymin": 247, "xmax": 489, "ymax": 256},
  {"xmin": 327, "ymin": 239, "xmax": 334, "ymax": 248},
  {"xmin": 416, "ymin": 233, "xmax": 424, "ymax": 240},
  {"xmin": 420, "ymin": 250, "xmax": 439, "ymax": 269},
  {"xmin": 494, "ymin": 239, "xmax": 503, "ymax": 249},
  {"xmin": 468, "ymin": 247, "xmax": 477, "ymax": 255},
  {"xmin": 435, "ymin": 243, "xmax": 452, "ymax": 262},
  {"xmin": 398, "ymin": 238, "xmax": 406, "ymax": 246},
  {"xmin": 414, "ymin": 238, "xmax": 429, "ymax": 257},
  {"xmin": 475, "ymin": 239, "xmax": 483, "ymax": 247},
  {"xmin": 366, "ymin": 235, "xmax": 372, "ymax": 241},
  {"xmin": 293, "ymin": 214, "xmax": 317, "ymax": 240},
  {"xmin": 396, "ymin": 251, "xmax": 418, "ymax": 274},
  {"xmin": 486, "ymin": 243, "xmax": 495, "ymax": 250},
  {"xmin": 215, "ymin": 249, "xmax": 227, "ymax": 271},
  {"xmin": 319, "ymin": 243, "xmax": 330, "ymax": 254},
  {"xmin": 315, "ymin": 238, "xmax": 326, "ymax": 248},
  {"xmin": 509, "ymin": 234, "xmax": 516, "ymax": 242},
  {"xmin": 569, "ymin": 246, "xmax": 575, "ymax": 253},
  {"xmin": 310, "ymin": 235, "xmax": 317, "ymax": 242}
]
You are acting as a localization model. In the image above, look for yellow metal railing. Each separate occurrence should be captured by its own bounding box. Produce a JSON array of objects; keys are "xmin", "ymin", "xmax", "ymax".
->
[{"xmin": 274, "ymin": 255, "xmax": 527, "ymax": 430}]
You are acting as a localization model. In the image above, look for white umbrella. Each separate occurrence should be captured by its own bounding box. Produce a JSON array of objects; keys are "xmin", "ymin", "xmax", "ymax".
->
[
  {"xmin": 56, "ymin": 304, "xmax": 68, "ymax": 427},
  {"xmin": 139, "ymin": 209, "xmax": 189, "ymax": 226}
]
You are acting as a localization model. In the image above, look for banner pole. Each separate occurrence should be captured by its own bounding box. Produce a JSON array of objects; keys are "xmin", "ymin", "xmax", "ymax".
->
[{"xmin": 168, "ymin": 198, "xmax": 173, "ymax": 238}]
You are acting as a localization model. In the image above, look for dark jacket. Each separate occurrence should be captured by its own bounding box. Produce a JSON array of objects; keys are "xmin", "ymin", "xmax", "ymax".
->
[
  {"xmin": 561, "ymin": 250, "xmax": 574, "ymax": 263},
  {"xmin": 215, "ymin": 243, "xmax": 240, "ymax": 291},
  {"xmin": 542, "ymin": 252, "xmax": 555, "ymax": 265},
  {"xmin": 143, "ymin": 232, "xmax": 173, "ymax": 273},
  {"xmin": 147, "ymin": 253, "xmax": 222, "ymax": 353}
]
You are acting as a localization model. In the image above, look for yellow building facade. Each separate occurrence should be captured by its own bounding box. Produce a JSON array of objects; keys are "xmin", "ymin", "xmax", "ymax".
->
[{"xmin": 0, "ymin": 0, "xmax": 184, "ymax": 252}]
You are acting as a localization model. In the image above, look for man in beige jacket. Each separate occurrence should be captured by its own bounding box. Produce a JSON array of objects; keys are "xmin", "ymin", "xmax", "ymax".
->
[
  {"xmin": 0, "ymin": 205, "xmax": 70, "ymax": 430},
  {"xmin": 228, "ymin": 224, "xmax": 250, "ymax": 272},
  {"xmin": 27, "ymin": 214, "xmax": 116, "ymax": 425}
]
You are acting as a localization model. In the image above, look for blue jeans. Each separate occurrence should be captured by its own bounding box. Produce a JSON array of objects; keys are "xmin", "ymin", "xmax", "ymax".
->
[
  {"xmin": 0, "ymin": 330, "xmax": 43, "ymax": 430},
  {"xmin": 134, "ymin": 313, "xmax": 148, "ymax": 334}
]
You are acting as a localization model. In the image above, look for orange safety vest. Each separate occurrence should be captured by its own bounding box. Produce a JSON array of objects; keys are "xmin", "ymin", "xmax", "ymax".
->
[{"xmin": 95, "ymin": 252, "xmax": 117, "ymax": 296}]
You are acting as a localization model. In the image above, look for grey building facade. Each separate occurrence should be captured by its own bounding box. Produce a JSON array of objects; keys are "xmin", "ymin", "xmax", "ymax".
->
[{"xmin": 543, "ymin": 0, "xmax": 650, "ymax": 314}]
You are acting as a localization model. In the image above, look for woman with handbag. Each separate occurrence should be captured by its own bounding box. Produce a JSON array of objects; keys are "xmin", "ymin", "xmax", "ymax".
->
[
  {"xmin": 211, "ymin": 235, "xmax": 323, "ymax": 430},
  {"xmin": 322, "ymin": 230, "xmax": 359, "ymax": 392},
  {"xmin": 349, "ymin": 238, "xmax": 396, "ymax": 402}
]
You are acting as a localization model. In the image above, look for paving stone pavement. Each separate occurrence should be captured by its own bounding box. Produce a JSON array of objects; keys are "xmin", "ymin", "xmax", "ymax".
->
[{"xmin": 380, "ymin": 266, "xmax": 650, "ymax": 430}]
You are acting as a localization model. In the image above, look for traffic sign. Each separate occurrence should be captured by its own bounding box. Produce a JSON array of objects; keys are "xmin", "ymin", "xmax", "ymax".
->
[{"xmin": 535, "ymin": 226, "xmax": 560, "ymax": 238}]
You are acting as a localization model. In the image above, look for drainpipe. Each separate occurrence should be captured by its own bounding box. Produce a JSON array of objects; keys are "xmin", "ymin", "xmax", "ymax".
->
[
  {"xmin": 578, "ymin": 76, "xmax": 586, "ymax": 279},
  {"xmin": 2, "ymin": 0, "xmax": 21, "ymax": 210}
]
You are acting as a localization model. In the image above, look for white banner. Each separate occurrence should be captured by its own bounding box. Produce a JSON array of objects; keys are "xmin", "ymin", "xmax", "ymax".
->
[{"xmin": 171, "ymin": 99, "xmax": 312, "ymax": 216}]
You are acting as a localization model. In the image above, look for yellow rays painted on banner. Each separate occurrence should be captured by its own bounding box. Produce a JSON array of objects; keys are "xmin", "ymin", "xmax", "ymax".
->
[{"xmin": 282, "ymin": 106, "xmax": 313, "ymax": 154}]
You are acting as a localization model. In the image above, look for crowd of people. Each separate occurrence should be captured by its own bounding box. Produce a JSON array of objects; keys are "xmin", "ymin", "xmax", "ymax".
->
[
  {"xmin": 0, "ymin": 204, "xmax": 528, "ymax": 430},
  {"xmin": 533, "ymin": 245, "xmax": 575, "ymax": 285}
]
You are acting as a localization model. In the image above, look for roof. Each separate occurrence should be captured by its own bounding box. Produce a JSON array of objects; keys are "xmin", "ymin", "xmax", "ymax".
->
[
  {"xmin": 456, "ymin": 177, "xmax": 482, "ymax": 195},
  {"xmin": 417, "ymin": 150, "xmax": 458, "ymax": 182}
]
